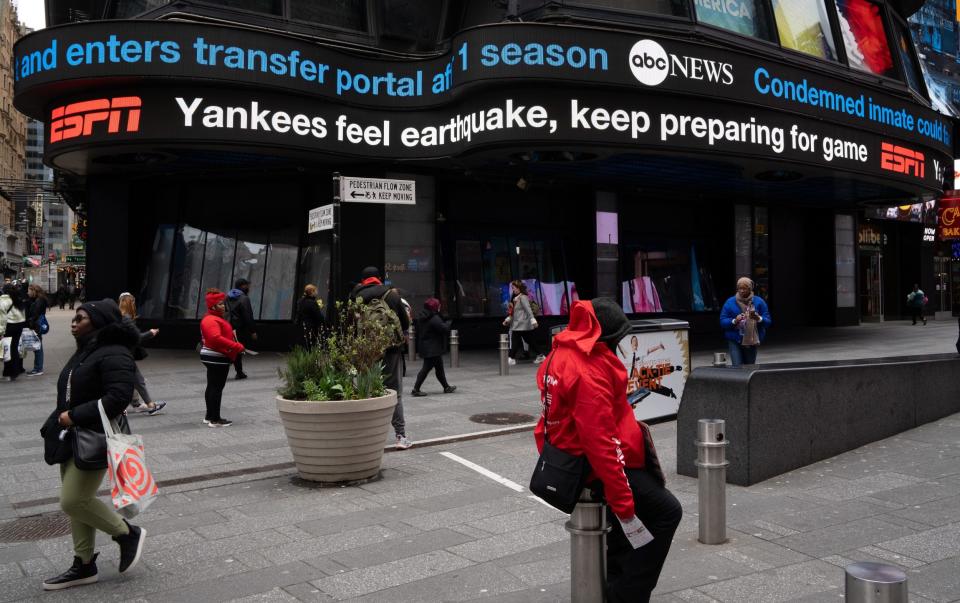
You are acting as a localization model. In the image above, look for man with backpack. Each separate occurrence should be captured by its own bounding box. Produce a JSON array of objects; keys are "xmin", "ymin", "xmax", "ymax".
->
[
  {"xmin": 227, "ymin": 278, "xmax": 257, "ymax": 379},
  {"xmin": 350, "ymin": 267, "xmax": 412, "ymax": 449}
]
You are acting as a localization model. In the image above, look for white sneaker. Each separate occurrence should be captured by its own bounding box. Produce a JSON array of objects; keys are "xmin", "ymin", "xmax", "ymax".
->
[
  {"xmin": 507, "ymin": 358, "xmax": 517, "ymax": 366},
  {"xmin": 533, "ymin": 354, "xmax": 546, "ymax": 365},
  {"xmin": 395, "ymin": 436, "xmax": 413, "ymax": 450}
]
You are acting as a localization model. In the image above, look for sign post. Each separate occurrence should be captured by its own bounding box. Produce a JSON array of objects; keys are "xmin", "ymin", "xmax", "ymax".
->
[{"xmin": 331, "ymin": 173, "xmax": 342, "ymax": 324}]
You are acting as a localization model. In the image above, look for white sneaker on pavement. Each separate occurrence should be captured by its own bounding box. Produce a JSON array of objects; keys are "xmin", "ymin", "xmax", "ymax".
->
[
  {"xmin": 507, "ymin": 358, "xmax": 517, "ymax": 366},
  {"xmin": 395, "ymin": 436, "xmax": 413, "ymax": 450}
]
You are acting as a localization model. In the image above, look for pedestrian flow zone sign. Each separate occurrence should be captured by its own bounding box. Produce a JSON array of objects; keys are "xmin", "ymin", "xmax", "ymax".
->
[
  {"xmin": 308, "ymin": 204, "xmax": 334, "ymax": 233},
  {"xmin": 340, "ymin": 176, "xmax": 416, "ymax": 204}
]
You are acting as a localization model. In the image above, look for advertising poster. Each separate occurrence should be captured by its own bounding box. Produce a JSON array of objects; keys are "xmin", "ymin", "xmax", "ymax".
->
[{"xmin": 614, "ymin": 328, "xmax": 690, "ymax": 422}]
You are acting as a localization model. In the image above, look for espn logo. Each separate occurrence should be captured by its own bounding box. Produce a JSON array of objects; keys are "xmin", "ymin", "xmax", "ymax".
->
[
  {"xmin": 50, "ymin": 96, "xmax": 141, "ymax": 143},
  {"xmin": 880, "ymin": 142, "xmax": 924, "ymax": 179}
]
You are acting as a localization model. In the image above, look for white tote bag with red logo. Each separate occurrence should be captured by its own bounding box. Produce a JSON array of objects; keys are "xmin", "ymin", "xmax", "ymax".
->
[{"xmin": 98, "ymin": 400, "xmax": 159, "ymax": 518}]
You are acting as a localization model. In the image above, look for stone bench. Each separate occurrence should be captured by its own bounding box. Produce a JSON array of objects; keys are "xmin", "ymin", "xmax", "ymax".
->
[{"xmin": 676, "ymin": 354, "xmax": 960, "ymax": 486}]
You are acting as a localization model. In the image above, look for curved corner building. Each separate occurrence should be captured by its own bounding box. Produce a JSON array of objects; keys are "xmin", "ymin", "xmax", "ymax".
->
[{"xmin": 14, "ymin": 0, "xmax": 956, "ymax": 347}]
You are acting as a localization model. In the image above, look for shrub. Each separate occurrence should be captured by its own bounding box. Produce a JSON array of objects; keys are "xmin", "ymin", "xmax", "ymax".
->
[{"xmin": 278, "ymin": 297, "xmax": 396, "ymax": 400}]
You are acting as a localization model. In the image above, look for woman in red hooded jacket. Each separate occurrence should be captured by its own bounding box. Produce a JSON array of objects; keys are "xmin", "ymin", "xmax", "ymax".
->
[
  {"xmin": 199, "ymin": 289, "xmax": 244, "ymax": 427},
  {"xmin": 535, "ymin": 297, "xmax": 681, "ymax": 602}
]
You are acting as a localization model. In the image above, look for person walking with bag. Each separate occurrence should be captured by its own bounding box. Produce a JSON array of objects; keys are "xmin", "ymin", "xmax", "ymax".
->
[
  {"xmin": 200, "ymin": 289, "xmax": 244, "ymax": 427},
  {"xmin": 503, "ymin": 280, "xmax": 545, "ymax": 366},
  {"xmin": 533, "ymin": 298, "xmax": 681, "ymax": 602},
  {"xmin": 410, "ymin": 298, "xmax": 456, "ymax": 397},
  {"xmin": 907, "ymin": 283, "xmax": 927, "ymax": 325},
  {"xmin": 25, "ymin": 285, "xmax": 49, "ymax": 376},
  {"xmin": 118, "ymin": 293, "xmax": 167, "ymax": 415},
  {"xmin": 720, "ymin": 277, "xmax": 772, "ymax": 367},
  {"xmin": 1, "ymin": 283, "xmax": 27, "ymax": 381},
  {"xmin": 40, "ymin": 299, "xmax": 146, "ymax": 590}
]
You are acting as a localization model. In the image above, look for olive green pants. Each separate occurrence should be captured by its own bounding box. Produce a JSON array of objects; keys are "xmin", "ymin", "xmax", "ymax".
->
[{"xmin": 59, "ymin": 462, "xmax": 128, "ymax": 562}]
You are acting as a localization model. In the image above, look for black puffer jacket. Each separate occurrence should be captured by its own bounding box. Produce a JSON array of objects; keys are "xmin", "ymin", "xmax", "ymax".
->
[
  {"xmin": 416, "ymin": 310, "xmax": 451, "ymax": 358},
  {"xmin": 56, "ymin": 320, "xmax": 139, "ymax": 432}
]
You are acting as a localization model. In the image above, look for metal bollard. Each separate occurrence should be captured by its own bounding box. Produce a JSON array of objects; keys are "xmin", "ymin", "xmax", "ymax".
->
[
  {"xmin": 565, "ymin": 489, "xmax": 607, "ymax": 603},
  {"xmin": 499, "ymin": 334, "xmax": 510, "ymax": 375},
  {"xmin": 845, "ymin": 562, "xmax": 907, "ymax": 603},
  {"xmin": 407, "ymin": 324, "xmax": 417, "ymax": 362},
  {"xmin": 713, "ymin": 352, "xmax": 728, "ymax": 367},
  {"xmin": 449, "ymin": 329, "xmax": 460, "ymax": 368},
  {"xmin": 696, "ymin": 419, "xmax": 729, "ymax": 544}
]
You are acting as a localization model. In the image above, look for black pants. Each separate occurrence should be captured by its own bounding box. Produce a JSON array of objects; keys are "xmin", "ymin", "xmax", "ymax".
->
[
  {"xmin": 2, "ymin": 322, "xmax": 24, "ymax": 379},
  {"xmin": 911, "ymin": 306, "xmax": 925, "ymax": 325},
  {"xmin": 509, "ymin": 329, "xmax": 539, "ymax": 359},
  {"xmin": 605, "ymin": 468, "xmax": 683, "ymax": 603},
  {"xmin": 413, "ymin": 356, "xmax": 449, "ymax": 391},
  {"xmin": 383, "ymin": 348, "xmax": 405, "ymax": 437},
  {"xmin": 204, "ymin": 362, "xmax": 230, "ymax": 421}
]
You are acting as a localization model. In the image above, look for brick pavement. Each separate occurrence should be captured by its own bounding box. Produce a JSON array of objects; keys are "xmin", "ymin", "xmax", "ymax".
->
[{"xmin": 0, "ymin": 309, "xmax": 958, "ymax": 600}]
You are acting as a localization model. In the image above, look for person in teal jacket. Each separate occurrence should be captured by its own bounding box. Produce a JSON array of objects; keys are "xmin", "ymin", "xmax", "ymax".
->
[
  {"xmin": 906, "ymin": 284, "xmax": 926, "ymax": 325},
  {"xmin": 719, "ymin": 277, "xmax": 772, "ymax": 366}
]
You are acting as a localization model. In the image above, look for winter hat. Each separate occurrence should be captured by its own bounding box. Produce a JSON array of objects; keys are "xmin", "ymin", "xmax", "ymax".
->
[
  {"xmin": 360, "ymin": 266, "xmax": 381, "ymax": 280},
  {"xmin": 206, "ymin": 290, "xmax": 227, "ymax": 310},
  {"xmin": 79, "ymin": 298, "xmax": 123, "ymax": 330},
  {"xmin": 592, "ymin": 297, "xmax": 632, "ymax": 344},
  {"xmin": 424, "ymin": 297, "xmax": 441, "ymax": 313}
]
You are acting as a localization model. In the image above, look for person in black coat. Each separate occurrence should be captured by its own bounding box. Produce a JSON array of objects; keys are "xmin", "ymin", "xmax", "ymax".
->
[
  {"xmin": 411, "ymin": 298, "xmax": 456, "ymax": 396},
  {"xmin": 40, "ymin": 299, "xmax": 147, "ymax": 590},
  {"xmin": 296, "ymin": 284, "xmax": 324, "ymax": 348}
]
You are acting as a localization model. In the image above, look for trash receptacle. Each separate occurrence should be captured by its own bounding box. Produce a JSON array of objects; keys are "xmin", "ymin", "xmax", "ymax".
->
[{"xmin": 547, "ymin": 319, "xmax": 690, "ymax": 422}]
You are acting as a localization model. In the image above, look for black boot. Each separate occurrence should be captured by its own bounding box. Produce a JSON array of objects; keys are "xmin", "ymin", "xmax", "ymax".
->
[
  {"xmin": 43, "ymin": 553, "xmax": 98, "ymax": 590},
  {"xmin": 113, "ymin": 518, "xmax": 146, "ymax": 573}
]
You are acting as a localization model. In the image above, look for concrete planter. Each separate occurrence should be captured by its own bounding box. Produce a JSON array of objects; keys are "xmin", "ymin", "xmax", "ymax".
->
[{"xmin": 276, "ymin": 390, "xmax": 397, "ymax": 483}]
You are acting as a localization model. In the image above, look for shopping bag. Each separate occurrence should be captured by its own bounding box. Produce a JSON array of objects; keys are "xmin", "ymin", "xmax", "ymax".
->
[
  {"xmin": 98, "ymin": 400, "xmax": 159, "ymax": 518},
  {"xmin": 20, "ymin": 329, "xmax": 41, "ymax": 352},
  {"xmin": 1, "ymin": 337, "xmax": 10, "ymax": 363}
]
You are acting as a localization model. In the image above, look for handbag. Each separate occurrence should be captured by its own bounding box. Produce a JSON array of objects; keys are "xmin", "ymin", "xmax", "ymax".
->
[
  {"xmin": 529, "ymin": 353, "xmax": 591, "ymax": 513},
  {"xmin": 98, "ymin": 400, "xmax": 158, "ymax": 518},
  {"xmin": 39, "ymin": 314, "xmax": 49, "ymax": 335},
  {"xmin": 63, "ymin": 369, "xmax": 131, "ymax": 470},
  {"xmin": 638, "ymin": 421, "xmax": 666, "ymax": 488}
]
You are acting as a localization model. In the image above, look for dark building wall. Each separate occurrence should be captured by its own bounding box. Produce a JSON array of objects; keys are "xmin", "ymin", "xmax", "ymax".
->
[{"xmin": 85, "ymin": 178, "xmax": 129, "ymax": 301}]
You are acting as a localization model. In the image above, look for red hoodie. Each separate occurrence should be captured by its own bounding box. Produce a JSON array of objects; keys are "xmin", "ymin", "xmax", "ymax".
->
[{"xmin": 535, "ymin": 300, "xmax": 645, "ymax": 520}]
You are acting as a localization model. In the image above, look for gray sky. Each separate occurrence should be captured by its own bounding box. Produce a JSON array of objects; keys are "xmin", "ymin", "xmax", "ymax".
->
[{"xmin": 13, "ymin": 0, "xmax": 45, "ymax": 31}]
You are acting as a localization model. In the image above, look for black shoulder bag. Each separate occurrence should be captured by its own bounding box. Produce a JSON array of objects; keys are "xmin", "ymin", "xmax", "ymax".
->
[
  {"xmin": 529, "ymin": 352, "xmax": 591, "ymax": 513},
  {"xmin": 64, "ymin": 369, "xmax": 131, "ymax": 470}
]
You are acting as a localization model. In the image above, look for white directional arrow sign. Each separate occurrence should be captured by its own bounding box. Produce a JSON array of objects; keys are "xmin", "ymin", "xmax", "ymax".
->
[{"xmin": 340, "ymin": 176, "xmax": 416, "ymax": 205}]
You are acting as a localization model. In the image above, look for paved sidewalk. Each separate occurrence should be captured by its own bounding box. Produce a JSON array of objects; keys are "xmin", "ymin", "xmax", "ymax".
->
[{"xmin": 0, "ymin": 309, "xmax": 958, "ymax": 600}]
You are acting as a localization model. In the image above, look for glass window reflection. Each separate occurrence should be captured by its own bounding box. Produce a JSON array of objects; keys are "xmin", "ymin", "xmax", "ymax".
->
[
  {"xmin": 167, "ymin": 225, "xmax": 206, "ymax": 319},
  {"xmin": 695, "ymin": 0, "xmax": 775, "ymax": 40},
  {"xmin": 773, "ymin": 0, "xmax": 838, "ymax": 60}
]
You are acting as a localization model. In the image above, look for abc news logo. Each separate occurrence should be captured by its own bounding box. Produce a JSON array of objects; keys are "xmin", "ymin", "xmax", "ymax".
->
[
  {"xmin": 628, "ymin": 39, "xmax": 734, "ymax": 87},
  {"xmin": 50, "ymin": 96, "xmax": 142, "ymax": 143}
]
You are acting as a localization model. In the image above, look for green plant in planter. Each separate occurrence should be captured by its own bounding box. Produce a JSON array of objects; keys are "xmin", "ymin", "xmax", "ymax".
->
[{"xmin": 278, "ymin": 297, "xmax": 397, "ymax": 401}]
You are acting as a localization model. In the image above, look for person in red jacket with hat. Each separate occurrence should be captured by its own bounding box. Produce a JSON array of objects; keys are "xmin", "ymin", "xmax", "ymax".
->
[
  {"xmin": 535, "ymin": 297, "xmax": 681, "ymax": 602},
  {"xmin": 199, "ymin": 289, "xmax": 245, "ymax": 427}
]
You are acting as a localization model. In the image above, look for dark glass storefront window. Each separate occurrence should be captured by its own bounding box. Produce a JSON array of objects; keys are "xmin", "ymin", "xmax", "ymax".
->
[
  {"xmin": 289, "ymin": 0, "xmax": 367, "ymax": 30},
  {"xmin": 694, "ymin": 0, "xmax": 775, "ymax": 40},
  {"xmin": 299, "ymin": 242, "xmax": 331, "ymax": 310},
  {"xmin": 753, "ymin": 206, "xmax": 771, "ymax": 300},
  {"xmin": 452, "ymin": 235, "xmax": 575, "ymax": 318},
  {"xmin": 834, "ymin": 0, "xmax": 895, "ymax": 77},
  {"xmin": 207, "ymin": 0, "xmax": 282, "ymax": 15},
  {"xmin": 773, "ymin": 0, "xmax": 838, "ymax": 61},
  {"xmin": 140, "ymin": 224, "xmax": 298, "ymax": 320},
  {"xmin": 105, "ymin": 0, "xmax": 172, "ymax": 18},
  {"xmin": 620, "ymin": 241, "xmax": 719, "ymax": 313}
]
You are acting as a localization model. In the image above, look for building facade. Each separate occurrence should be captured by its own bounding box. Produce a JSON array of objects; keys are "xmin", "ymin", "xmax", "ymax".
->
[
  {"xmin": 0, "ymin": 0, "xmax": 25, "ymax": 277},
  {"xmin": 15, "ymin": 0, "xmax": 956, "ymax": 347}
]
